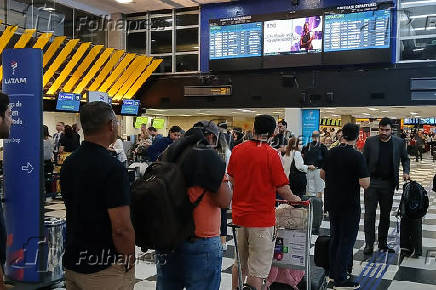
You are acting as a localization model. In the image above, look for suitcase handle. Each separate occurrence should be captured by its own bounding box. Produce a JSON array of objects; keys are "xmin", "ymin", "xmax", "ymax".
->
[{"xmin": 276, "ymin": 199, "xmax": 310, "ymax": 207}]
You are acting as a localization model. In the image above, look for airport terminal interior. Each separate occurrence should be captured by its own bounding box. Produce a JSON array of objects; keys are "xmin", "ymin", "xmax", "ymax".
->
[{"xmin": 0, "ymin": 0, "xmax": 435, "ymax": 289}]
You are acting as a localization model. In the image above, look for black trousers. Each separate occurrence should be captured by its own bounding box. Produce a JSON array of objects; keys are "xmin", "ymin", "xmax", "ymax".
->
[
  {"xmin": 329, "ymin": 208, "xmax": 360, "ymax": 283},
  {"xmin": 415, "ymin": 146, "xmax": 423, "ymax": 161},
  {"xmin": 364, "ymin": 180, "xmax": 395, "ymax": 246}
]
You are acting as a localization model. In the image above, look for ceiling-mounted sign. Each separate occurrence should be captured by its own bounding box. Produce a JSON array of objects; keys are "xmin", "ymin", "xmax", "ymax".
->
[{"xmin": 184, "ymin": 85, "xmax": 232, "ymax": 97}]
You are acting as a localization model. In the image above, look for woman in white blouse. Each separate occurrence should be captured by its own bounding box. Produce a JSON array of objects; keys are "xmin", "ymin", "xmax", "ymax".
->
[
  {"xmin": 109, "ymin": 137, "xmax": 128, "ymax": 167},
  {"xmin": 282, "ymin": 137, "xmax": 315, "ymax": 196}
]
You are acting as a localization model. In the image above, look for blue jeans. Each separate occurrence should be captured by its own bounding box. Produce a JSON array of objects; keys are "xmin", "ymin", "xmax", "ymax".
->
[
  {"xmin": 329, "ymin": 208, "xmax": 360, "ymax": 284},
  {"xmin": 156, "ymin": 236, "xmax": 222, "ymax": 290}
]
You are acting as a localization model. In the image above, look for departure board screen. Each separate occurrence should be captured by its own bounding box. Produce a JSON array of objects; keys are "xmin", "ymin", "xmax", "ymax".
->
[
  {"xmin": 209, "ymin": 22, "xmax": 262, "ymax": 60},
  {"xmin": 324, "ymin": 9, "xmax": 390, "ymax": 52}
]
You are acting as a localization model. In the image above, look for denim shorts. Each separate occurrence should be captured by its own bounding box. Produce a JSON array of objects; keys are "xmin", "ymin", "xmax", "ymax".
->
[{"xmin": 156, "ymin": 236, "xmax": 222, "ymax": 290}]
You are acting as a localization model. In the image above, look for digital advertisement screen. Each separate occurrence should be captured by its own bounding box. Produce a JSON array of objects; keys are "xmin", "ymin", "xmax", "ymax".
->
[
  {"xmin": 324, "ymin": 9, "xmax": 391, "ymax": 52},
  {"xmin": 264, "ymin": 16, "xmax": 323, "ymax": 55},
  {"xmin": 209, "ymin": 22, "xmax": 262, "ymax": 60},
  {"xmin": 121, "ymin": 100, "xmax": 140, "ymax": 115},
  {"xmin": 56, "ymin": 92, "xmax": 81, "ymax": 112}
]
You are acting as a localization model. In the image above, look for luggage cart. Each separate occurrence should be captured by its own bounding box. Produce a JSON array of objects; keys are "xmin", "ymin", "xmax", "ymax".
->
[{"xmin": 273, "ymin": 200, "xmax": 313, "ymax": 290}]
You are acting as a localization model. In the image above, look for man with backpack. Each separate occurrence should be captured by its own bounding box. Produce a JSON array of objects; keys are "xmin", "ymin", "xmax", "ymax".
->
[
  {"xmin": 228, "ymin": 115, "xmax": 301, "ymax": 290},
  {"xmin": 153, "ymin": 121, "xmax": 232, "ymax": 290}
]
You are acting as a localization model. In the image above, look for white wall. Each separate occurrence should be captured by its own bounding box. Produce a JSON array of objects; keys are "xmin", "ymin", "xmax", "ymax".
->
[{"xmin": 43, "ymin": 112, "xmax": 80, "ymax": 136}]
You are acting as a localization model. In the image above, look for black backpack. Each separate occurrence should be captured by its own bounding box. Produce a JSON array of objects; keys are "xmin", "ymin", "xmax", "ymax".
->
[
  {"xmin": 131, "ymin": 144, "xmax": 205, "ymax": 252},
  {"xmin": 399, "ymin": 181, "xmax": 429, "ymax": 219}
]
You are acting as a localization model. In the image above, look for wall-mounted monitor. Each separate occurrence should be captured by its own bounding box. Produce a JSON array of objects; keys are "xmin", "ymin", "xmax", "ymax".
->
[
  {"xmin": 323, "ymin": 9, "xmax": 392, "ymax": 65},
  {"xmin": 88, "ymin": 91, "xmax": 112, "ymax": 105},
  {"xmin": 121, "ymin": 100, "xmax": 140, "ymax": 116},
  {"xmin": 56, "ymin": 92, "xmax": 81, "ymax": 112},
  {"xmin": 209, "ymin": 18, "xmax": 263, "ymax": 71}
]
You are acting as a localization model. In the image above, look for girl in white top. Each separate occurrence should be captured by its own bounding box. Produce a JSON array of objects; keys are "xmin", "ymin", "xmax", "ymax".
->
[
  {"xmin": 281, "ymin": 137, "xmax": 315, "ymax": 177},
  {"xmin": 110, "ymin": 137, "xmax": 128, "ymax": 166}
]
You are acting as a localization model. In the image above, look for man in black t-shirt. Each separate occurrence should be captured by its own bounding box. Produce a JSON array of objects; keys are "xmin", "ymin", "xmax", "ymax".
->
[
  {"xmin": 61, "ymin": 102, "xmax": 135, "ymax": 289},
  {"xmin": 321, "ymin": 123, "xmax": 370, "ymax": 290},
  {"xmin": 362, "ymin": 118, "xmax": 410, "ymax": 255},
  {"xmin": 272, "ymin": 120, "xmax": 289, "ymax": 153}
]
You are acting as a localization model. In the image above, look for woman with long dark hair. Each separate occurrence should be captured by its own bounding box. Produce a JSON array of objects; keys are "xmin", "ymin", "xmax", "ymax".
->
[{"xmin": 59, "ymin": 125, "xmax": 80, "ymax": 153}]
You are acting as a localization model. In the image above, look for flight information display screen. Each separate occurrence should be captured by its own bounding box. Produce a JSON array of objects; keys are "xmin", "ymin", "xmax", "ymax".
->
[
  {"xmin": 56, "ymin": 92, "xmax": 81, "ymax": 112},
  {"xmin": 324, "ymin": 9, "xmax": 391, "ymax": 52},
  {"xmin": 209, "ymin": 22, "xmax": 262, "ymax": 60},
  {"xmin": 121, "ymin": 100, "xmax": 140, "ymax": 116}
]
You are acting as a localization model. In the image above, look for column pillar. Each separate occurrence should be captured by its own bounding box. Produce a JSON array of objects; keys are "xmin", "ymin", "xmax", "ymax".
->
[{"xmin": 284, "ymin": 108, "xmax": 302, "ymax": 137}]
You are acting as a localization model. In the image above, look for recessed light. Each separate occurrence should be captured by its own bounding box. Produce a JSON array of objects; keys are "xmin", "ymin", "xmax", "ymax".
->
[
  {"xmin": 116, "ymin": 0, "xmax": 133, "ymax": 3},
  {"xmin": 331, "ymin": 114, "xmax": 340, "ymax": 117},
  {"xmin": 272, "ymin": 111, "xmax": 282, "ymax": 114},
  {"xmin": 381, "ymin": 110, "xmax": 389, "ymax": 113},
  {"xmin": 362, "ymin": 113, "xmax": 371, "ymax": 116},
  {"xmin": 236, "ymin": 109, "xmax": 256, "ymax": 113},
  {"xmin": 42, "ymin": 7, "xmax": 56, "ymax": 11},
  {"xmin": 410, "ymin": 112, "xmax": 418, "ymax": 115},
  {"xmin": 368, "ymin": 108, "xmax": 379, "ymax": 111}
]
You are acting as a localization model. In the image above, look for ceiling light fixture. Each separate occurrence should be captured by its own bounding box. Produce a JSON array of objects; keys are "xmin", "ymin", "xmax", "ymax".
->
[
  {"xmin": 410, "ymin": 112, "xmax": 418, "ymax": 115},
  {"xmin": 42, "ymin": 7, "xmax": 55, "ymax": 11},
  {"xmin": 116, "ymin": 0, "xmax": 134, "ymax": 3},
  {"xmin": 368, "ymin": 108, "xmax": 379, "ymax": 111},
  {"xmin": 331, "ymin": 114, "xmax": 340, "ymax": 117},
  {"xmin": 236, "ymin": 109, "xmax": 256, "ymax": 113},
  {"xmin": 381, "ymin": 110, "xmax": 389, "ymax": 113},
  {"xmin": 362, "ymin": 113, "xmax": 371, "ymax": 116}
]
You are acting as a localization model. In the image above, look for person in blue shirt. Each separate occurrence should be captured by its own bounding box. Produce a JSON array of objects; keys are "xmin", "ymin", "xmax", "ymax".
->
[{"xmin": 146, "ymin": 126, "xmax": 182, "ymax": 162}]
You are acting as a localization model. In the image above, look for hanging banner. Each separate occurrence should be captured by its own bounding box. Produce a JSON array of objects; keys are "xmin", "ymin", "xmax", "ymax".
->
[
  {"xmin": 3, "ymin": 48, "xmax": 43, "ymax": 282},
  {"xmin": 302, "ymin": 109, "xmax": 320, "ymax": 145}
]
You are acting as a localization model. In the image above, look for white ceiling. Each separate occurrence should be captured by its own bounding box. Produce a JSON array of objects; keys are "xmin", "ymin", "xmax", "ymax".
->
[
  {"xmin": 145, "ymin": 106, "xmax": 436, "ymax": 119},
  {"xmin": 71, "ymin": 0, "xmax": 234, "ymax": 14}
]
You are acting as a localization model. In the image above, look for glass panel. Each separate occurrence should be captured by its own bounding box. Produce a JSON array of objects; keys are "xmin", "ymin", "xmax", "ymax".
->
[
  {"xmin": 399, "ymin": 5, "xmax": 436, "ymax": 38},
  {"xmin": 176, "ymin": 54, "xmax": 198, "ymax": 72},
  {"xmin": 75, "ymin": 9, "xmax": 106, "ymax": 45},
  {"xmin": 128, "ymin": 19, "xmax": 148, "ymax": 31},
  {"xmin": 176, "ymin": 13, "xmax": 198, "ymax": 26},
  {"xmin": 151, "ymin": 30, "xmax": 172, "ymax": 54},
  {"xmin": 127, "ymin": 32, "xmax": 147, "ymax": 54},
  {"xmin": 154, "ymin": 56, "xmax": 172, "ymax": 73},
  {"xmin": 401, "ymin": 37, "xmax": 436, "ymax": 61},
  {"xmin": 176, "ymin": 28, "xmax": 198, "ymax": 52},
  {"xmin": 151, "ymin": 16, "xmax": 173, "ymax": 30}
]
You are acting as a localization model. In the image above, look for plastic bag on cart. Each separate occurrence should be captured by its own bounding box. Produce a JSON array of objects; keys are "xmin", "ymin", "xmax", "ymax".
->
[
  {"xmin": 387, "ymin": 216, "xmax": 401, "ymax": 254},
  {"xmin": 266, "ymin": 266, "xmax": 305, "ymax": 289},
  {"xmin": 275, "ymin": 204, "xmax": 307, "ymax": 230}
]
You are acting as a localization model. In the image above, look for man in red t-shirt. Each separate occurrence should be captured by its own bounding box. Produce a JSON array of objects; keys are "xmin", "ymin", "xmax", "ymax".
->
[{"xmin": 227, "ymin": 115, "xmax": 301, "ymax": 290}]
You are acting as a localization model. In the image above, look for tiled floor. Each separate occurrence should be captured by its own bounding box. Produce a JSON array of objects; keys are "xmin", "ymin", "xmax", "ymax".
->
[{"xmin": 42, "ymin": 153, "xmax": 436, "ymax": 290}]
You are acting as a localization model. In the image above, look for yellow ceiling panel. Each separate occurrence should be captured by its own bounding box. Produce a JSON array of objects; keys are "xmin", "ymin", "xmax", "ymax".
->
[
  {"xmin": 107, "ymin": 55, "xmax": 147, "ymax": 98},
  {"xmin": 0, "ymin": 29, "xmax": 36, "ymax": 79},
  {"xmin": 73, "ymin": 48, "xmax": 115, "ymax": 94},
  {"xmin": 63, "ymin": 45, "xmax": 104, "ymax": 93},
  {"xmin": 125, "ymin": 59, "xmax": 163, "ymax": 99},
  {"xmin": 43, "ymin": 38, "xmax": 80, "ymax": 87},
  {"xmin": 43, "ymin": 36, "xmax": 66, "ymax": 67},
  {"xmin": 0, "ymin": 26, "xmax": 19, "ymax": 55},
  {"xmin": 14, "ymin": 29, "xmax": 36, "ymax": 48},
  {"xmin": 87, "ymin": 50, "xmax": 125, "ymax": 92},
  {"xmin": 47, "ymin": 42, "xmax": 91, "ymax": 95},
  {"xmin": 33, "ymin": 32, "xmax": 53, "ymax": 49},
  {"xmin": 98, "ymin": 53, "xmax": 136, "ymax": 93},
  {"xmin": 113, "ymin": 56, "xmax": 152, "ymax": 101}
]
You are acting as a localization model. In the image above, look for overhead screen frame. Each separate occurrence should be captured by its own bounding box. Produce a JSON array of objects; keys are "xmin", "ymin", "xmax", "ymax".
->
[{"xmin": 208, "ymin": 2, "xmax": 393, "ymax": 72}]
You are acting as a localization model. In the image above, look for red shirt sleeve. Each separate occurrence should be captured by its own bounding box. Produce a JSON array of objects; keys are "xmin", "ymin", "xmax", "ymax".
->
[{"xmin": 270, "ymin": 149, "xmax": 289, "ymax": 187}]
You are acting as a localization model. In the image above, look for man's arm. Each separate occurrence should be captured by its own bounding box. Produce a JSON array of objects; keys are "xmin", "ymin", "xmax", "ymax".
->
[
  {"xmin": 362, "ymin": 139, "xmax": 370, "ymax": 165},
  {"xmin": 320, "ymin": 169, "xmax": 326, "ymax": 180},
  {"xmin": 108, "ymin": 206, "xmax": 135, "ymax": 269},
  {"xmin": 400, "ymin": 139, "xmax": 411, "ymax": 179},
  {"xmin": 277, "ymin": 185, "xmax": 301, "ymax": 202}
]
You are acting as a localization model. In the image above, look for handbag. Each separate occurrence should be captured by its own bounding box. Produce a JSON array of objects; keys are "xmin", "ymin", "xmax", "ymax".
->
[{"xmin": 288, "ymin": 153, "xmax": 307, "ymax": 197}]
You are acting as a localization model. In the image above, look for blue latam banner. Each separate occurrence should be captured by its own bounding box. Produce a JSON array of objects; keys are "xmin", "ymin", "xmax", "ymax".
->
[
  {"xmin": 302, "ymin": 109, "xmax": 320, "ymax": 146},
  {"xmin": 2, "ymin": 48, "xmax": 43, "ymax": 282}
]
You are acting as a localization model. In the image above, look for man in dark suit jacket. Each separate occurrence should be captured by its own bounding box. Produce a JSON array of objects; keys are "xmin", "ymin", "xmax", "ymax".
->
[{"xmin": 362, "ymin": 118, "xmax": 410, "ymax": 255}]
